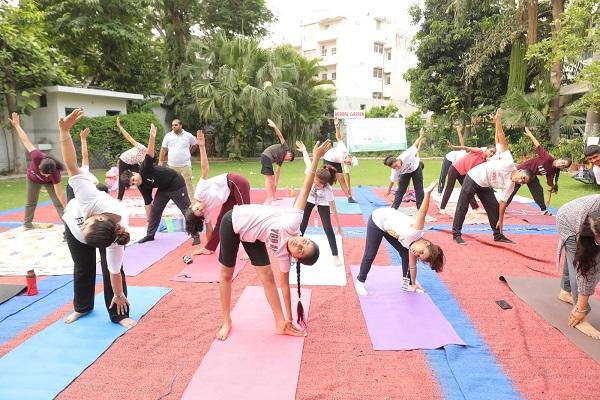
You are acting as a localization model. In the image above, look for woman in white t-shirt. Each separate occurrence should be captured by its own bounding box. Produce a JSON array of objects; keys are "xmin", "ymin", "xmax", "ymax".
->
[
  {"xmin": 66, "ymin": 127, "xmax": 107, "ymax": 201},
  {"xmin": 116, "ymin": 117, "xmax": 147, "ymax": 200},
  {"xmin": 354, "ymin": 180, "xmax": 445, "ymax": 296},
  {"xmin": 58, "ymin": 109, "xmax": 136, "ymax": 328},
  {"xmin": 184, "ymin": 131, "xmax": 251, "ymax": 255},
  {"xmin": 322, "ymin": 118, "xmax": 358, "ymax": 203},
  {"xmin": 215, "ymin": 140, "xmax": 332, "ymax": 341},
  {"xmin": 296, "ymin": 141, "xmax": 343, "ymax": 266}
]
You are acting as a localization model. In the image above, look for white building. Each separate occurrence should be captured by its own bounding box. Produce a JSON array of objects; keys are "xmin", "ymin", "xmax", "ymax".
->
[
  {"xmin": 294, "ymin": 10, "xmax": 419, "ymax": 117},
  {"xmin": 1, "ymin": 86, "xmax": 143, "ymax": 174}
]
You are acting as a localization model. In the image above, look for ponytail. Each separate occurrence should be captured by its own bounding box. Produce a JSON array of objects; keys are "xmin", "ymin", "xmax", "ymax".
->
[
  {"xmin": 552, "ymin": 170, "xmax": 560, "ymax": 193},
  {"xmin": 316, "ymin": 165, "xmax": 337, "ymax": 185},
  {"xmin": 295, "ymin": 261, "xmax": 305, "ymax": 328}
]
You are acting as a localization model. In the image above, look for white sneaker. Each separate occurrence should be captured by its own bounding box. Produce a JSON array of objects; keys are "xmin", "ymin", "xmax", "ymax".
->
[{"xmin": 354, "ymin": 279, "xmax": 368, "ymax": 296}]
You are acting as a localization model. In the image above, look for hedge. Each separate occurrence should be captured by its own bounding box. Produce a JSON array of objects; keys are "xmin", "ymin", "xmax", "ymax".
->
[{"xmin": 71, "ymin": 113, "xmax": 165, "ymax": 168}]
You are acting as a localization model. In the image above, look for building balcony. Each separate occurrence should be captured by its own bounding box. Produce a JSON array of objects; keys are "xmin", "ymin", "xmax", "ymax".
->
[{"xmin": 319, "ymin": 55, "xmax": 338, "ymax": 67}]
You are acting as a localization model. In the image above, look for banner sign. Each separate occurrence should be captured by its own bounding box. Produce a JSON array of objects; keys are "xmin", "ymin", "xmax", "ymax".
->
[
  {"xmin": 345, "ymin": 118, "xmax": 407, "ymax": 152},
  {"xmin": 334, "ymin": 110, "xmax": 366, "ymax": 119}
]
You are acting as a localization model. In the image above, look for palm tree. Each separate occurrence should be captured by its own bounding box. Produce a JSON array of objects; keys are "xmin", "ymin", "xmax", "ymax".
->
[{"xmin": 181, "ymin": 33, "xmax": 296, "ymax": 158}]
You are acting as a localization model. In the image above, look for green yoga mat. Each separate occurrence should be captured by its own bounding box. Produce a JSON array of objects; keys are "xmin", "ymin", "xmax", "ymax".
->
[{"xmin": 0, "ymin": 284, "xmax": 26, "ymax": 305}]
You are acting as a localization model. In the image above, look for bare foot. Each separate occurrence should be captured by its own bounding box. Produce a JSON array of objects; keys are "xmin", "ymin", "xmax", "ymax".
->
[
  {"xmin": 333, "ymin": 255, "xmax": 342, "ymax": 267},
  {"xmin": 574, "ymin": 320, "xmax": 600, "ymax": 339},
  {"xmin": 276, "ymin": 321, "xmax": 307, "ymax": 337},
  {"xmin": 118, "ymin": 318, "xmax": 137, "ymax": 328},
  {"xmin": 192, "ymin": 247, "xmax": 214, "ymax": 256},
  {"xmin": 240, "ymin": 252, "xmax": 249, "ymax": 261},
  {"xmin": 558, "ymin": 289, "xmax": 573, "ymax": 305},
  {"xmin": 216, "ymin": 320, "xmax": 232, "ymax": 341},
  {"xmin": 64, "ymin": 311, "xmax": 89, "ymax": 324},
  {"xmin": 263, "ymin": 199, "xmax": 274, "ymax": 206},
  {"xmin": 438, "ymin": 209, "xmax": 446, "ymax": 215}
]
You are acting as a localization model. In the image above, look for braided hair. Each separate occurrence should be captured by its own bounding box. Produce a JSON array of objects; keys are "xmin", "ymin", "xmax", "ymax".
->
[{"xmin": 295, "ymin": 241, "xmax": 320, "ymax": 327}]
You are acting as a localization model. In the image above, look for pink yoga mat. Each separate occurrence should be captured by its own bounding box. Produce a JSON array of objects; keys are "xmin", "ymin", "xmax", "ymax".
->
[
  {"xmin": 271, "ymin": 197, "xmax": 296, "ymax": 208},
  {"xmin": 182, "ymin": 286, "xmax": 311, "ymax": 400},
  {"xmin": 350, "ymin": 265, "xmax": 465, "ymax": 350},
  {"xmin": 96, "ymin": 232, "xmax": 189, "ymax": 276},
  {"xmin": 170, "ymin": 246, "xmax": 247, "ymax": 283}
]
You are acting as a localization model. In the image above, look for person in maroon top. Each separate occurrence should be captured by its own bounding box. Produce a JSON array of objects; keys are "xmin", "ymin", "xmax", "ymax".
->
[
  {"xmin": 506, "ymin": 127, "xmax": 571, "ymax": 215},
  {"xmin": 8, "ymin": 113, "xmax": 67, "ymax": 229}
]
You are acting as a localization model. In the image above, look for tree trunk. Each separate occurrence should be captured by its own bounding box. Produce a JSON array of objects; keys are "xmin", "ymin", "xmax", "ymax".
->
[
  {"xmin": 526, "ymin": 0, "xmax": 538, "ymax": 46},
  {"xmin": 548, "ymin": 0, "xmax": 564, "ymax": 145}
]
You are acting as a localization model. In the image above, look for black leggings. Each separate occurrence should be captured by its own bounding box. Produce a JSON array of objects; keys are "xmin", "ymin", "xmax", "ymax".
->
[
  {"xmin": 146, "ymin": 186, "xmax": 191, "ymax": 237},
  {"xmin": 357, "ymin": 216, "xmax": 409, "ymax": 283},
  {"xmin": 506, "ymin": 174, "xmax": 546, "ymax": 211},
  {"xmin": 452, "ymin": 176, "xmax": 501, "ymax": 239},
  {"xmin": 391, "ymin": 166, "xmax": 424, "ymax": 210},
  {"xmin": 117, "ymin": 159, "xmax": 140, "ymax": 200},
  {"xmin": 299, "ymin": 202, "xmax": 338, "ymax": 256},
  {"xmin": 438, "ymin": 158, "xmax": 452, "ymax": 194},
  {"xmin": 64, "ymin": 225, "xmax": 128, "ymax": 323},
  {"xmin": 439, "ymin": 165, "xmax": 479, "ymax": 210},
  {"xmin": 218, "ymin": 210, "xmax": 270, "ymax": 267}
]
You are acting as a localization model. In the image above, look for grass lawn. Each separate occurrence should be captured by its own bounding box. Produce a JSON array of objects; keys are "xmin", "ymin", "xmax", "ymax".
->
[{"xmin": 0, "ymin": 158, "xmax": 597, "ymax": 211}]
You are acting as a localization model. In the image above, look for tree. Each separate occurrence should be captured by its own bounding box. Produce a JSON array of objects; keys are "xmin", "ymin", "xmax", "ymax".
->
[
  {"xmin": 182, "ymin": 33, "xmax": 296, "ymax": 158},
  {"xmin": 199, "ymin": 0, "xmax": 275, "ymax": 38},
  {"xmin": 0, "ymin": 0, "xmax": 70, "ymax": 171},
  {"xmin": 366, "ymin": 104, "xmax": 399, "ymax": 118},
  {"xmin": 404, "ymin": 0, "xmax": 510, "ymax": 135},
  {"xmin": 39, "ymin": 0, "xmax": 163, "ymax": 96}
]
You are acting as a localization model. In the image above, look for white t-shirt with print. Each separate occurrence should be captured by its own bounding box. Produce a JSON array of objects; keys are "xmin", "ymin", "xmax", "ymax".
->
[
  {"xmin": 194, "ymin": 173, "xmax": 230, "ymax": 225},
  {"xmin": 389, "ymin": 146, "xmax": 420, "ymax": 182},
  {"xmin": 62, "ymin": 174, "xmax": 129, "ymax": 274},
  {"xmin": 307, "ymin": 184, "xmax": 335, "ymax": 206},
  {"xmin": 371, "ymin": 207, "xmax": 424, "ymax": 248},
  {"xmin": 445, "ymin": 150, "xmax": 467, "ymax": 162},
  {"xmin": 232, "ymin": 204, "xmax": 303, "ymax": 272},
  {"xmin": 161, "ymin": 130, "xmax": 196, "ymax": 167},
  {"xmin": 468, "ymin": 159, "xmax": 516, "ymax": 202},
  {"xmin": 119, "ymin": 143, "xmax": 147, "ymax": 165},
  {"xmin": 323, "ymin": 141, "xmax": 351, "ymax": 173}
]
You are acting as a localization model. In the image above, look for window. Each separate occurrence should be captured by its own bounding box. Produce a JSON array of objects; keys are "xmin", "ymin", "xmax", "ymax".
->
[
  {"xmin": 331, "ymin": 47, "xmax": 336, "ymax": 55},
  {"xmin": 106, "ymin": 110, "xmax": 121, "ymax": 116},
  {"xmin": 324, "ymin": 24, "xmax": 330, "ymax": 30},
  {"xmin": 376, "ymin": 20, "xmax": 382, "ymax": 30},
  {"xmin": 65, "ymin": 107, "xmax": 76, "ymax": 116},
  {"xmin": 372, "ymin": 92, "xmax": 383, "ymax": 99},
  {"xmin": 39, "ymin": 95, "xmax": 47, "ymax": 108},
  {"xmin": 360, "ymin": 104, "xmax": 366, "ymax": 110},
  {"xmin": 321, "ymin": 73, "xmax": 328, "ymax": 80},
  {"xmin": 383, "ymin": 96, "xmax": 391, "ymax": 100},
  {"xmin": 387, "ymin": 51, "xmax": 391, "ymax": 60},
  {"xmin": 374, "ymin": 42, "xmax": 384, "ymax": 53},
  {"xmin": 373, "ymin": 68, "xmax": 383, "ymax": 78},
  {"xmin": 332, "ymin": 72, "xmax": 337, "ymax": 80},
  {"xmin": 385, "ymin": 73, "xmax": 391, "ymax": 85},
  {"xmin": 321, "ymin": 46, "xmax": 327, "ymax": 56}
]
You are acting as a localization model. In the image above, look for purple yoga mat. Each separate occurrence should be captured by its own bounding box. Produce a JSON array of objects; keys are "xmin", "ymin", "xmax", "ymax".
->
[
  {"xmin": 96, "ymin": 232, "xmax": 189, "ymax": 276},
  {"xmin": 350, "ymin": 265, "xmax": 465, "ymax": 350}
]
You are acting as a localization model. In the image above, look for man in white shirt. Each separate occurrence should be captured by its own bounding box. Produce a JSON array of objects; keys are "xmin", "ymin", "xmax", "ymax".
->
[
  {"xmin": 159, "ymin": 119, "xmax": 199, "ymax": 244},
  {"xmin": 584, "ymin": 145, "xmax": 600, "ymax": 185},
  {"xmin": 384, "ymin": 129, "xmax": 426, "ymax": 209}
]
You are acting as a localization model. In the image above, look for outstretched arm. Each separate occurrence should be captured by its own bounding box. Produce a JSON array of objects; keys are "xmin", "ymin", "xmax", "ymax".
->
[
  {"xmin": 494, "ymin": 109, "xmax": 508, "ymax": 153},
  {"xmin": 447, "ymin": 142, "xmax": 481, "ymax": 152},
  {"xmin": 456, "ymin": 124, "xmax": 465, "ymax": 146},
  {"xmin": 330, "ymin": 200, "xmax": 343, "ymax": 235},
  {"xmin": 296, "ymin": 141, "xmax": 310, "ymax": 173},
  {"xmin": 523, "ymin": 127, "xmax": 540, "ymax": 148},
  {"xmin": 294, "ymin": 140, "xmax": 332, "ymax": 211},
  {"xmin": 146, "ymin": 124, "xmax": 157, "ymax": 157},
  {"xmin": 8, "ymin": 113, "xmax": 36, "ymax": 152},
  {"xmin": 197, "ymin": 130, "xmax": 209, "ymax": 180},
  {"xmin": 79, "ymin": 128, "xmax": 90, "ymax": 167},
  {"xmin": 58, "ymin": 109, "xmax": 84, "ymax": 177},
  {"xmin": 267, "ymin": 118, "xmax": 286, "ymax": 144},
  {"xmin": 412, "ymin": 128, "xmax": 425, "ymax": 148},
  {"xmin": 116, "ymin": 117, "xmax": 140, "ymax": 147},
  {"xmin": 413, "ymin": 180, "xmax": 437, "ymax": 230},
  {"xmin": 334, "ymin": 117, "xmax": 342, "ymax": 142}
]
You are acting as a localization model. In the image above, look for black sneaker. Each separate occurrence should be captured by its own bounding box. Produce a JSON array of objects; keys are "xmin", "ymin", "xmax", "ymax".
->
[
  {"xmin": 453, "ymin": 236, "xmax": 466, "ymax": 245},
  {"xmin": 494, "ymin": 234, "xmax": 515, "ymax": 244},
  {"xmin": 137, "ymin": 235, "xmax": 155, "ymax": 244},
  {"xmin": 192, "ymin": 235, "xmax": 201, "ymax": 246},
  {"xmin": 348, "ymin": 197, "xmax": 358, "ymax": 203}
]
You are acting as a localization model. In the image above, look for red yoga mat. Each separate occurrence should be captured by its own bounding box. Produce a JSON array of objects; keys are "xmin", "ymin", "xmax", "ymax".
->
[
  {"xmin": 182, "ymin": 286, "xmax": 311, "ymax": 400},
  {"xmin": 170, "ymin": 247, "xmax": 247, "ymax": 283}
]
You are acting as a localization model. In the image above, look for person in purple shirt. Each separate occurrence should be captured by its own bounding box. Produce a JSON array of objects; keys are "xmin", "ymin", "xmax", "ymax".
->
[
  {"xmin": 506, "ymin": 127, "xmax": 571, "ymax": 215},
  {"xmin": 8, "ymin": 112, "xmax": 66, "ymax": 229}
]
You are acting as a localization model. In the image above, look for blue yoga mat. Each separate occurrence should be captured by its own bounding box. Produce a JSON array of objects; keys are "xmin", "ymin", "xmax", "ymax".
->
[
  {"xmin": 0, "ymin": 286, "xmax": 170, "ymax": 400},
  {"xmin": 0, "ymin": 276, "xmax": 76, "ymax": 345},
  {"xmin": 334, "ymin": 197, "xmax": 362, "ymax": 214}
]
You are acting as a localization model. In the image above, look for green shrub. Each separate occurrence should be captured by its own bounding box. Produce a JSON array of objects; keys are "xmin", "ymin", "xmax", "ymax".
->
[
  {"xmin": 72, "ymin": 113, "xmax": 165, "ymax": 168},
  {"xmin": 552, "ymin": 137, "xmax": 585, "ymax": 164}
]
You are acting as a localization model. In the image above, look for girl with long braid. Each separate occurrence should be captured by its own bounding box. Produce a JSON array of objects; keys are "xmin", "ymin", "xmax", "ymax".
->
[
  {"xmin": 215, "ymin": 140, "xmax": 331, "ymax": 341},
  {"xmin": 296, "ymin": 141, "xmax": 343, "ymax": 266}
]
